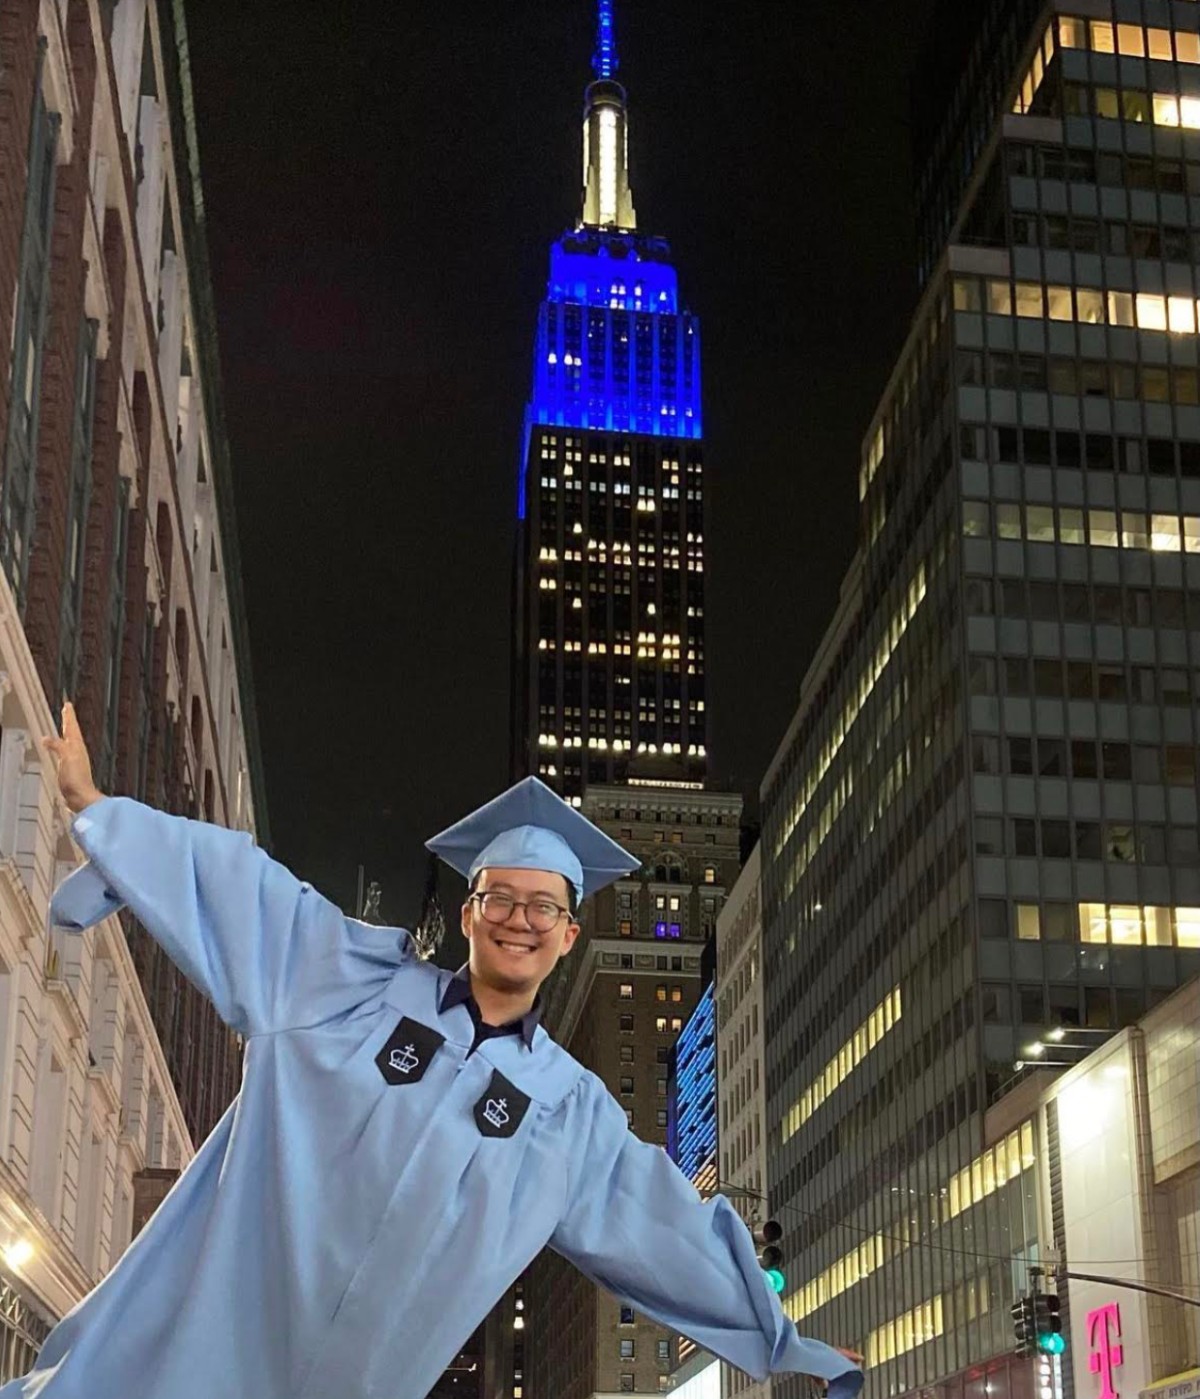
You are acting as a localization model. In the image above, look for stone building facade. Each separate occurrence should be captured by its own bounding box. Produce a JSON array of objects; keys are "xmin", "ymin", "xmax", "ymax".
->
[{"xmin": 0, "ymin": 0, "xmax": 265, "ymax": 1376}]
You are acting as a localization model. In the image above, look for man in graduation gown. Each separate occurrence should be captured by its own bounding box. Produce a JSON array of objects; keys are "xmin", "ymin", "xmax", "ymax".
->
[{"xmin": 3, "ymin": 703, "xmax": 864, "ymax": 1399}]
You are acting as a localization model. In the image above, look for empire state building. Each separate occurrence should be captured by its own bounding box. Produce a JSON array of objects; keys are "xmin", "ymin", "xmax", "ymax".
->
[{"xmin": 511, "ymin": 0, "xmax": 708, "ymax": 805}]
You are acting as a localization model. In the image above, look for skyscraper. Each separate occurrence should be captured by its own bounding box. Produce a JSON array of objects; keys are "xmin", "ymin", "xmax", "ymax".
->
[
  {"xmin": 497, "ymin": 8, "xmax": 745, "ymax": 1398},
  {"xmin": 511, "ymin": 0, "xmax": 707, "ymax": 808},
  {"xmin": 760, "ymin": 7, "xmax": 1200, "ymax": 1399}
]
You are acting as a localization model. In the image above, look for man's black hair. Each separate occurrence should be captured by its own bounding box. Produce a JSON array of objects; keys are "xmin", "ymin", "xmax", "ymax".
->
[{"xmin": 467, "ymin": 871, "xmax": 579, "ymax": 919}]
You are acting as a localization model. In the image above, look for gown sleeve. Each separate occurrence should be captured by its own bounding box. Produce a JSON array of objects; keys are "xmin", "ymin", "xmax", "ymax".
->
[
  {"xmin": 50, "ymin": 797, "xmax": 411, "ymax": 1036},
  {"xmin": 549, "ymin": 1077, "xmax": 864, "ymax": 1392}
]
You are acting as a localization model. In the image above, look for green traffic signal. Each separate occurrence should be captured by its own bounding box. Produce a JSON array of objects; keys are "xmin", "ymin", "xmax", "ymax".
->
[
  {"xmin": 1034, "ymin": 1290, "xmax": 1065, "ymax": 1356},
  {"xmin": 754, "ymin": 1219, "xmax": 785, "ymax": 1295}
]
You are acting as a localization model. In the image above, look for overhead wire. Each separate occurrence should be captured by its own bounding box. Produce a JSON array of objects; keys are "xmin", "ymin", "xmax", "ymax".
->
[{"xmin": 713, "ymin": 1178, "xmax": 1200, "ymax": 1281}]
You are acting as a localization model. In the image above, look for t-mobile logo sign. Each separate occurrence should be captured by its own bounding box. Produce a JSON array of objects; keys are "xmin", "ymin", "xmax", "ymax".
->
[{"xmin": 1087, "ymin": 1303, "xmax": 1124, "ymax": 1399}]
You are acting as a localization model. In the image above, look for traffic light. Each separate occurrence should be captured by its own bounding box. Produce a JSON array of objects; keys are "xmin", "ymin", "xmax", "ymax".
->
[
  {"xmin": 753, "ymin": 1220, "xmax": 785, "ymax": 1294},
  {"xmin": 1034, "ymin": 1291, "xmax": 1065, "ymax": 1355},
  {"xmin": 1011, "ymin": 1295, "xmax": 1036, "ymax": 1356}
]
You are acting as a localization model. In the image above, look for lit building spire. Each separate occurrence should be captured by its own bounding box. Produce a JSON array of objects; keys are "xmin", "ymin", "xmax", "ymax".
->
[
  {"xmin": 581, "ymin": 0, "xmax": 636, "ymax": 230},
  {"xmin": 592, "ymin": 0, "xmax": 618, "ymax": 78}
]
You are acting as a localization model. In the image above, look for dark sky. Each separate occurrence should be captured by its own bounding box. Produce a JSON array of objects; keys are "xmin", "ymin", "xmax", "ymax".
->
[{"xmin": 183, "ymin": 0, "xmax": 943, "ymax": 924}]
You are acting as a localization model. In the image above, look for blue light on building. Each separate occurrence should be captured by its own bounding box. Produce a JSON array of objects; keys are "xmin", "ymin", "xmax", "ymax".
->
[
  {"xmin": 667, "ymin": 982, "xmax": 717, "ymax": 1195},
  {"xmin": 592, "ymin": 0, "xmax": 618, "ymax": 78},
  {"xmin": 521, "ymin": 230, "xmax": 702, "ymax": 480}
]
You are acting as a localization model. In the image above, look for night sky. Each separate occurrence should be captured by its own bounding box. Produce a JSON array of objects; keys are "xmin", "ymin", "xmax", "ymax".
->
[{"xmin": 183, "ymin": 0, "xmax": 944, "ymax": 925}]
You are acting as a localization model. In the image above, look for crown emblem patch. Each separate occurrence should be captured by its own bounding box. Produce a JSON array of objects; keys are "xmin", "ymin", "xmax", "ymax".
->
[
  {"xmin": 376, "ymin": 1017, "xmax": 446, "ymax": 1086},
  {"xmin": 473, "ymin": 1070, "xmax": 530, "ymax": 1139}
]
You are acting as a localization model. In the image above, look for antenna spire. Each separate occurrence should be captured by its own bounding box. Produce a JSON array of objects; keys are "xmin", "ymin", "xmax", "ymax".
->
[
  {"xmin": 592, "ymin": 0, "xmax": 618, "ymax": 79},
  {"xmin": 581, "ymin": 0, "xmax": 636, "ymax": 229}
]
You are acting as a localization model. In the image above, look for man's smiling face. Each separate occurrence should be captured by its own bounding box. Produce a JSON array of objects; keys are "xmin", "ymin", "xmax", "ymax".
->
[{"xmin": 462, "ymin": 867, "xmax": 580, "ymax": 997}]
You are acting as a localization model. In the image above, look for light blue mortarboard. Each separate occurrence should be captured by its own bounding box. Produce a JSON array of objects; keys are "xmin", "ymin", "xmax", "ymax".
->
[{"xmin": 426, "ymin": 776, "xmax": 639, "ymax": 902}]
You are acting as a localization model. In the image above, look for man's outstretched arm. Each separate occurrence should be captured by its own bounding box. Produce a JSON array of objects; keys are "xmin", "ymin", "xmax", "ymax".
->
[
  {"xmin": 549, "ymin": 1077, "xmax": 864, "ymax": 1390},
  {"xmin": 44, "ymin": 702, "xmax": 408, "ymax": 1035}
]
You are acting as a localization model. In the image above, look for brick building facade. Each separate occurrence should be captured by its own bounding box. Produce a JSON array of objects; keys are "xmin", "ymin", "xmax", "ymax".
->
[{"xmin": 0, "ymin": 0, "xmax": 266, "ymax": 1377}]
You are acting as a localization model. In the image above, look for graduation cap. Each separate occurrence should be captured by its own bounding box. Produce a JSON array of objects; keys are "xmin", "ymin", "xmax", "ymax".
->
[{"xmin": 426, "ymin": 776, "xmax": 639, "ymax": 902}]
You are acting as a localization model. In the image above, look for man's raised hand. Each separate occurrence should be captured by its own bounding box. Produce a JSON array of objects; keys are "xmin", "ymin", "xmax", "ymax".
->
[{"xmin": 43, "ymin": 702, "xmax": 104, "ymax": 814}]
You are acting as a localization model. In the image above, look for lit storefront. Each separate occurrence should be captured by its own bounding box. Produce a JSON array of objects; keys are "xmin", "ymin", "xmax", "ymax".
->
[{"xmin": 1037, "ymin": 981, "xmax": 1199, "ymax": 1399}]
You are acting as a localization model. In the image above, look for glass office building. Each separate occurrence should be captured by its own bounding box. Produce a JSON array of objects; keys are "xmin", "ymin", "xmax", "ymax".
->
[{"xmin": 761, "ymin": 5, "xmax": 1200, "ymax": 1398}]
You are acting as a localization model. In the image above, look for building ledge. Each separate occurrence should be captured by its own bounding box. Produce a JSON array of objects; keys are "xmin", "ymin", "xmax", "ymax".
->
[
  {"xmin": 43, "ymin": 974, "xmax": 87, "ymax": 1043},
  {"xmin": 947, "ymin": 243, "xmax": 1011, "ymax": 278},
  {"xmin": 87, "ymin": 1065, "xmax": 121, "ymax": 1119},
  {"xmin": 1002, "ymin": 112, "xmax": 1064, "ymax": 143}
]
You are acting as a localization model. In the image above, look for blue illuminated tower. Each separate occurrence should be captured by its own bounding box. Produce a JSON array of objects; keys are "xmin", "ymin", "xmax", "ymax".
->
[
  {"xmin": 511, "ymin": 0, "xmax": 707, "ymax": 805},
  {"xmin": 667, "ymin": 960, "xmax": 718, "ymax": 1373}
]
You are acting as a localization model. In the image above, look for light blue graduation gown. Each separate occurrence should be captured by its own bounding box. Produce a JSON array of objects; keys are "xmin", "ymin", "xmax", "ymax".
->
[{"xmin": 3, "ymin": 797, "xmax": 863, "ymax": 1399}]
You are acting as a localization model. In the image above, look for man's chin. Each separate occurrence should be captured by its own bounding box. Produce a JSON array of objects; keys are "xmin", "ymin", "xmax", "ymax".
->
[{"xmin": 483, "ymin": 958, "xmax": 540, "ymax": 992}]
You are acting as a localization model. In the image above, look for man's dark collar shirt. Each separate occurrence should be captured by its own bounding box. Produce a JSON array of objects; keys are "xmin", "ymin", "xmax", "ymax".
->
[{"xmin": 438, "ymin": 965, "xmax": 543, "ymax": 1053}]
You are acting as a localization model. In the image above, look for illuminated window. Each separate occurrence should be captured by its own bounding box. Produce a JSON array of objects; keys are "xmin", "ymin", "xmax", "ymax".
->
[
  {"xmin": 1076, "ymin": 288, "xmax": 1104, "ymax": 324},
  {"xmin": 1080, "ymin": 903, "xmax": 1108, "ymax": 944},
  {"xmin": 1058, "ymin": 17, "xmax": 1084, "ymax": 48},
  {"xmin": 1136, "ymin": 294, "xmax": 1168, "ymax": 331},
  {"xmin": 1178, "ymin": 32, "xmax": 1200, "ymax": 65},
  {"xmin": 987, "ymin": 281, "xmax": 1012, "ymax": 316},
  {"xmin": 1085, "ymin": 21, "xmax": 1113, "ymax": 53},
  {"xmin": 1154, "ymin": 94, "xmax": 1181, "ymax": 127},
  {"xmin": 865, "ymin": 1296, "xmax": 945, "ymax": 1368},
  {"xmin": 1151, "ymin": 515, "xmax": 1182, "ymax": 551},
  {"xmin": 1147, "ymin": 27, "xmax": 1174, "ymax": 61},
  {"xmin": 1046, "ymin": 286, "xmax": 1073, "ymax": 321},
  {"xmin": 1017, "ymin": 905, "xmax": 1041, "ymax": 941},
  {"xmin": 953, "ymin": 278, "xmax": 981, "ymax": 312},
  {"xmin": 619, "ymin": 983, "xmax": 634, "ymax": 999},
  {"xmin": 1108, "ymin": 291, "xmax": 1135, "ymax": 327},
  {"xmin": 1176, "ymin": 908, "xmax": 1200, "ymax": 948},
  {"xmin": 1116, "ymin": 23, "xmax": 1145, "ymax": 57},
  {"xmin": 996, "ymin": 503, "xmax": 1022, "ymax": 540},
  {"xmin": 1027, "ymin": 506, "xmax": 1055, "ymax": 542},
  {"xmin": 655, "ymin": 1016, "xmax": 668, "ymax": 1033},
  {"xmin": 1059, "ymin": 508, "xmax": 1085, "ymax": 544},
  {"xmin": 782, "ymin": 987, "xmax": 901, "ymax": 1142},
  {"xmin": 1088, "ymin": 510, "xmax": 1119, "ymax": 548},
  {"xmin": 1121, "ymin": 513, "xmax": 1150, "ymax": 549},
  {"xmin": 1145, "ymin": 908, "xmax": 1173, "ymax": 948},
  {"xmin": 1109, "ymin": 906, "xmax": 1143, "ymax": 945},
  {"xmin": 1168, "ymin": 297, "xmax": 1197, "ymax": 334},
  {"xmin": 1015, "ymin": 283, "xmax": 1044, "ymax": 318},
  {"xmin": 1068, "ymin": 901, "xmax": 1200, "ymax": 946}
]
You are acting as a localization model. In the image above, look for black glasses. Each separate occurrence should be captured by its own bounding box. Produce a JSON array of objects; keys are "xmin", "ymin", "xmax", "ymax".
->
[{"xmin": 469, "ymin": 891, "xmax": 570, "ymax": 934}]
